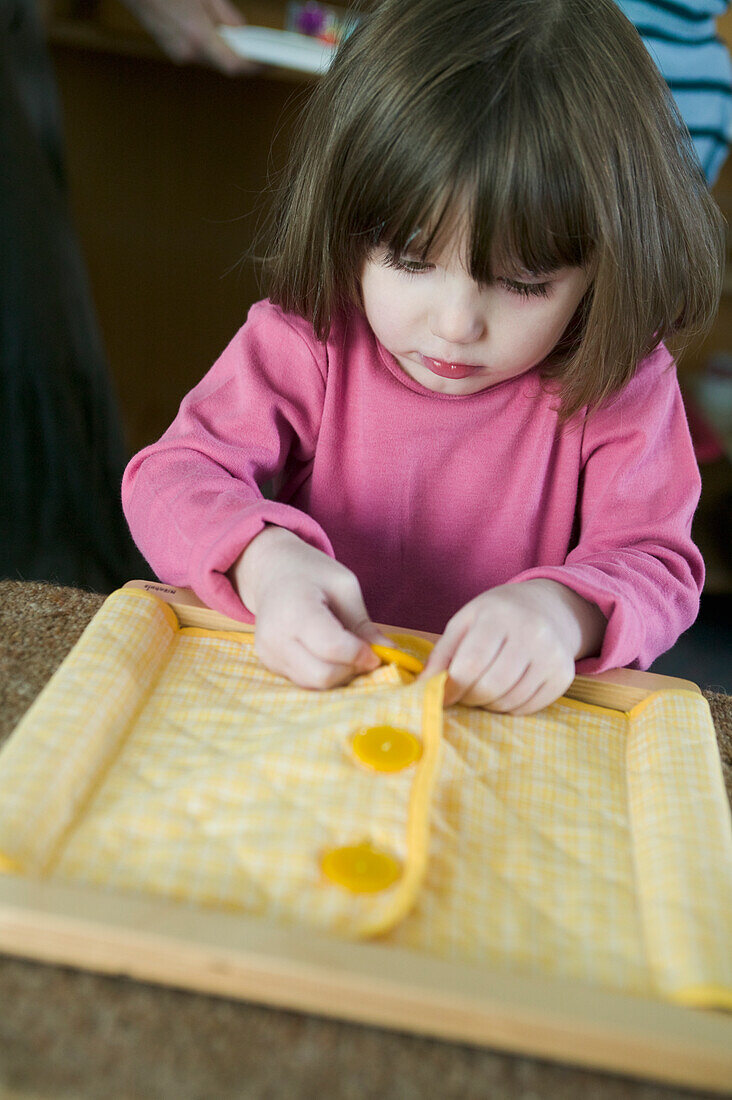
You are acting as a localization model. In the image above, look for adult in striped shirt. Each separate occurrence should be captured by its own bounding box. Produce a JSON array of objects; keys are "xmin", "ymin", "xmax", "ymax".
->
[{"xmin": 618, "ymin": 1, "xmax": 732, "ymax": 183}]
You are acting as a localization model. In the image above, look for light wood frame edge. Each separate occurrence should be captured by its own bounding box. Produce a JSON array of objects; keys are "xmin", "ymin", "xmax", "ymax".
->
[
  {"xmin": 122, "ymin": 580, "xmax": 702, "ymax": 710},
  {"xmin": 0, "ymin": 873, "xmax": 730, "ymax": 1093},
  {"xmin": 1, "ymin": 580, "xmax": 727, "ymax": 1091}
]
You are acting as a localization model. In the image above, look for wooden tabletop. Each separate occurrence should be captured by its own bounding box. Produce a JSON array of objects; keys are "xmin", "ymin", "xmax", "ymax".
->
[{"xmin": 0, "ymin": 579, "xmax": 730, "ymax": 1100}]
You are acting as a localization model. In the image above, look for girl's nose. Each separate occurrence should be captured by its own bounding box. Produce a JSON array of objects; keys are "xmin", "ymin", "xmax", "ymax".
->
[{"xmin": 429, "ymin": 285, "xmax": 486, "ymax": 345}]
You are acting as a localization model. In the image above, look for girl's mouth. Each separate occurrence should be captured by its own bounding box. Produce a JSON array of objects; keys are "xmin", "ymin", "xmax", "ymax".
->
[{"xmin": 420, "ymin": 355, "xmax": 481, "ymax": 380}]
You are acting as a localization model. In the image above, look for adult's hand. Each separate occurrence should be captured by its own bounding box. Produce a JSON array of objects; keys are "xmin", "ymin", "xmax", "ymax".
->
[{"xmin": 121, "ymin": 0, "xmax": 254, "ymax": 75}]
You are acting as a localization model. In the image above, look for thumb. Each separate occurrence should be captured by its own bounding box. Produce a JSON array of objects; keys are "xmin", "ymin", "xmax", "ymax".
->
[
  {"xmin": 353, "ymin": 620, "xmax": 393, "ymax": 648},
  {"xmin": 341, "ymin": 608, "xmax": 394, "ymax": 657},
  {"xmin": 327, "ymin": 586, "xmax": 391, "ymax": 656},
  {"xmin": 419, "ymin": 639, "xmax": 451, "ymax": 680},
  {"xmin": 418, "ymin": 619, "xmax": 467, "ymax": 681}
]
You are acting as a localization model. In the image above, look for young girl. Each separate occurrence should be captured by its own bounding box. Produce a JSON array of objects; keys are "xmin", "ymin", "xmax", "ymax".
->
[{"xmin": 123, "ymin": 0, "xmax": 724, "ymax": 715}]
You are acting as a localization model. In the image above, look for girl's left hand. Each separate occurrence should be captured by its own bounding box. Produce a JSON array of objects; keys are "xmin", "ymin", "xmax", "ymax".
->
[{"xmin": 419, "ymin": 579, "xmax": 605, "ymax": 715}]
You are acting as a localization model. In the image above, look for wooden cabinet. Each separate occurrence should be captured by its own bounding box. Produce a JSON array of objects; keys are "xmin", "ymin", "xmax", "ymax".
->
[{"xmin": 47, "ymin": 1, "xmax": 315, "ymax": 453}]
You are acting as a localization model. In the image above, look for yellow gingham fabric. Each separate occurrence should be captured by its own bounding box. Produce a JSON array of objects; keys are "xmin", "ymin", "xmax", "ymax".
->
[
  {"xmin": 388, "ymin": 693, "xmax": 732, "ymax": 1007},
  {"xmin": 0, "ymin": 588, "xmax": 731, "ymax": 1007}
]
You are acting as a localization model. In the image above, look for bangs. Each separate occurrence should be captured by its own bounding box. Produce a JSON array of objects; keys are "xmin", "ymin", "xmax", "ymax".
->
[
  {"xmin": 352, "ymin": 59, "xmax": 595, "ymax": 281},
  {"xmin": 469, "ymin": 95, "xmax": 595, "ymax": 280}
]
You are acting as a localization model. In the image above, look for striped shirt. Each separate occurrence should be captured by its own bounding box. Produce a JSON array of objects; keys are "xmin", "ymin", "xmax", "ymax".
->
[{"xmin": 617, "ymin": 0, "xmax": 732, "ymax": 181}]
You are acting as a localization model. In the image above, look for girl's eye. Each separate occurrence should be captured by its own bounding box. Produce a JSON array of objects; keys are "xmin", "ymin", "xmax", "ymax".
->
[
  {"xmin": 499, "ymin": 277, "xmax": 550, "ymax": 299},
  {"xmin": 383, "ymin": 252, "xmax": 433, "ymax": 275}
]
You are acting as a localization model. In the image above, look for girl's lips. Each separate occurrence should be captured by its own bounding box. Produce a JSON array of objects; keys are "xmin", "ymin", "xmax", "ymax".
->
[{"xmin": 420, "ymin": 354, "xmax": 481, "ymax": 380}]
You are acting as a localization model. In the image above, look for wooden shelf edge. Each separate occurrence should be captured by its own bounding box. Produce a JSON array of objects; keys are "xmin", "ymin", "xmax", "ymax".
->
[{"xmin": 46, "ymin": 16, "xmax": 318, "ymax": 82}]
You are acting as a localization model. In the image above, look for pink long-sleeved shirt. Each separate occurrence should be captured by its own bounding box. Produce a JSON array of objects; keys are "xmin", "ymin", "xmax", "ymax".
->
[{"xmin": 122, "ymin": 300, "xmax": 704, "ymax": 673}]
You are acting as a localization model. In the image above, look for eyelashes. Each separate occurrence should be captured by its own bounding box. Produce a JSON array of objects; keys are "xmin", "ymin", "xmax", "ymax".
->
[
  {"xmin": 381, "ymin": 252, "xmax": 432, "ymax": 275},
  {"xmin": 498, "ymin": 277, "xmax": 550, "ymax": 299},
  {"xmin": 380, "ymin": 251, "xmax": 551, "ymax": 297}
]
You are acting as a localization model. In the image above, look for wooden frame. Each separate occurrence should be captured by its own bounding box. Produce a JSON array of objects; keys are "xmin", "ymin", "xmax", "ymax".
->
[
  {"xmin": 123, "ymin": 579, "xmax": 703, "ymax": 710},
  {"xmin": 0, "ymin": 581, "xmax": 729, "ymax": 1093}
]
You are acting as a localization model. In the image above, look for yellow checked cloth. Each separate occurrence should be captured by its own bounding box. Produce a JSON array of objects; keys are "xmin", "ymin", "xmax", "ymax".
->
[{"xmin": 0, "ymin": 588, "xmax": 730, "ymax": 1008}]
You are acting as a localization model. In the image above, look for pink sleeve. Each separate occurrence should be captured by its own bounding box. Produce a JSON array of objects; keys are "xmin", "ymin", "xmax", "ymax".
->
[
  {"xmin": 121, "ymin": 302, "xmax": 333, "ymax": 621},
  {"xmin": 509, "ymin": 347, "xmax": 704, "ymax": 672}
]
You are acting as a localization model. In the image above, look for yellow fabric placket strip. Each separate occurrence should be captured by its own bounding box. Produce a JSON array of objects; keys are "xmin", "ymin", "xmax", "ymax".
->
[
  {"xmin": 553, "ymin": 693, "xmax": 631, "ymax": 719},
  {"xmin": 180, "ymin": 626, "xmax": 256, "ymax": 643},
  {"xmin": 359, "ymin": 671, "xmax": 447, "ymax": 937},
  {"xmin": 386, "ymin": 633, "xmax": 434, "ymax": 665},
  {"xmin": 669, "ymin": 984, "xmax": 732, "ymax": 1010},
  {"xmin": 371, "ymin": 644, "xmax": 424, "ymax": 675}
]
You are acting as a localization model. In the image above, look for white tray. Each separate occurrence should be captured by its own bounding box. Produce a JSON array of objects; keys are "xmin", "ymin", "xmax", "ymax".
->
[{"xmin": 219, "ymin": 26, "xmax": 336, "ymax": 73}]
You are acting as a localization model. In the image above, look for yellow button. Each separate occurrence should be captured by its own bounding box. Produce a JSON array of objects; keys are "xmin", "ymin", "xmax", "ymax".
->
[
  {"xmin": 321, "ymin": 842, "xmax": 402, "ymax": 893},
  {"xmin": 351, "ymin": 725, "xmax": 422, "ymax": 772},
  {"xmin": 371, "ymin": 643, "xmax": 424, "ymax": 675}
]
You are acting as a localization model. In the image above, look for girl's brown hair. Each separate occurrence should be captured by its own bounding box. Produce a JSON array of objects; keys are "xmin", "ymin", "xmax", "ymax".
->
[{"xmin": 265, "ymin": 0, "xmax": 725, "ymax": 417}]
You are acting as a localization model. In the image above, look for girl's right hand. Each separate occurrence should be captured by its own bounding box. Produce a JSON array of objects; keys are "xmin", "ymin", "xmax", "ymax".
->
[{"xmin": 230, "ymin": 527, "xmax": 389, "ymax": 689}]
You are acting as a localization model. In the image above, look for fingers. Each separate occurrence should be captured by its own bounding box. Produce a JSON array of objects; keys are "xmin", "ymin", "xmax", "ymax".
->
[
  {"xmin": 202, "ymin": 34, "xmax": 253, "ymax": 75},
  {"xmin": 451, "ymin": 646, "xmax": 573, "ymax": 714},
  {"xmin": 206, "ymin": 0, "xmax": 246, "ymax": 26},
  {"xmin": 245, "ymin": 533, "xmax": 390, "ymax": 691},
  {"xmin": 326, "ymin": 574, "xmax": 392, "ymax": 649},
  {"xmin": 265, "ymin": 636, "xmax": 372, "ymax": 692},
  {"xmin": 463, "ymin": 660, "xmax": 557, "ymax": 713},
  {"xmin": 421, "ymin": 616, "xmax": 500, "ymax": 704},
  {"xmin": 419, "ymin": 604, "xmax": 576, "ymax": 715},
  {"xmin": 296, "ymin": 600, "xmax": 380, "ymax": 674},
  {"xmin": 203, "ymin": 0, "xmax": 260, "ymax": 74},
  {"xmin": 256, "ymin": 581, "xmax": 385, "ymax": 691},
  {"xmin": 508, "ymin": 676, "xmax": 574, "ymax": 716},
  {"xmin": 420, "ymin": 616, "xmax": 471, "ymax": 680},
  {"xmin": 258, "ymin": 617, "xmax": 377, "ymax": 692},
  {"xmin": 193, "ymin": 21, "xmax": 259, "ymax": 75}
]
